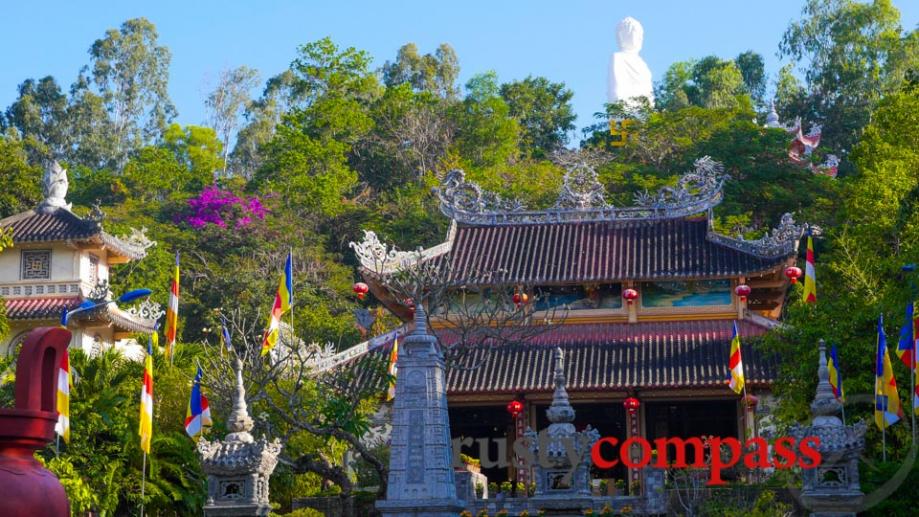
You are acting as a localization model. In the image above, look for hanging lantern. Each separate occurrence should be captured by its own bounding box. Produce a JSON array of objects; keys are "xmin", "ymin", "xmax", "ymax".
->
[
  {"xmin": 734, "ymin": 284, "xmax": 752, "ymax": 302},
  {"xmin": 743, "ymin": 394, "xmax": 759, "ymax": 409},
  {"xmin": 623, "ymin": 396, "xmax": 640, "ymax": 415},
  {"xmin": 622, "ymin": 288, "xmax": 639, "ymax": 305},
  {"xmin": 403, "ymin": 298, "xmax": 415, "ymax": 315},
  {"xmin": 506, "ymin": 399, "xmax": 524, "ymax": 418},
  {"xmin": 512, "ymin": 292, "xmax": 529, "ymax": 308},
  {"xmin": 784, "ymin": 266, "xmax": 803, "ymax": 284},
  {"xmin": 352, "ymin": 282, "xmax": 369, "ymax": 300}
]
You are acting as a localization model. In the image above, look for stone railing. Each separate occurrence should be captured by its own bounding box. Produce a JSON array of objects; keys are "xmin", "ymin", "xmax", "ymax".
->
[{"xmin": 0, "ymin": 281, "xmax": 83, "ymax": 297}]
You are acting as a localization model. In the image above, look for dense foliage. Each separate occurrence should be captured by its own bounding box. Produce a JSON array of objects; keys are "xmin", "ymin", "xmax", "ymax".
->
[{"xmin": 0, "ymin": 0, "xmax": 916, "ymax": 513}]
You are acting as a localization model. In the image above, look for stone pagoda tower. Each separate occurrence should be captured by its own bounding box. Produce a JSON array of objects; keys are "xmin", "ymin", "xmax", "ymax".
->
[
  {"xmin": 376, "ymin": 303, "xmax": 464, "ymax": 516},
  {"xmin": 791, "ymin": 340, "xmax": 866, "ymax": 517},
  {"xmin": 525, "ymin": 348, "xmax": 600, "ymax": 508},
  {"xmin": 198, "ymin": 360, "xmax": 282, "ymax": 516}
]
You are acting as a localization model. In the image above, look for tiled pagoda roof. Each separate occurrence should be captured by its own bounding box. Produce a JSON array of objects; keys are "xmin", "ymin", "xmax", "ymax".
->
[
  {"xmin": 0, "ymin": 207, "xmax": 151, "ymax": 260},
  {"xmin": 348, "ymin": 319, "xmax": 776, "ymax": 394},
  {"xmin": 439, "ymin": 218, "xmax": 787, "ymax": 285}
]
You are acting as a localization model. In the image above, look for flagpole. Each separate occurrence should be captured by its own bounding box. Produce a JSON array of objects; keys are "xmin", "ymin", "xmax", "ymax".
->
[
  {"xmin": 912, "ymin": 345, "xmax": 917, "ymax": 444},
  {"xmin": 140, "ymin": 451, "xmax": 147, "ymax": 517},
  {"xmin": 288, "ymin": 247, "xmax": 295, "ymax": 348}
]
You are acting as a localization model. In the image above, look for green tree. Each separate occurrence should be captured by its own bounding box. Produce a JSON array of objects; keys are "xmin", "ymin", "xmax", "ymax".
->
[
  {"xmin": 3, "ymin": 76, "xmax": 69, "ymax": 162},
  {"xmin": 230, "ymin": 71, "xmax": 300, "ymax": 179},
  {"xmin": 206, "ymin": 66, "xmax": 261, "ymax": 178},
  {"xmin": 382, "ymin": 43, "xmax": 460, "ymax": 98},
  {"xmin": 735, "ymin": 51, "xmax": 767, "ymax": 105},
  {"xmin": 0, "ymin": 134, "xmax": 42, "ymax": 217},
  {"xmin": 451, "ymin": 71, "xmax": 519, "ymax": 168},
  {"xmin": 780, "ymin": 0, "xmax": 911, "ymax": 151},
  {"xmin": 255, "ymin": 38, "xmax": 378, "ymax": 217},
  {"xmin": 499, "ymin": 76, "xmax": 575, "ymax": 158},
  {"xmin": 656, "ymin": 57, "xmax": 748, "ymax": 110},
  {"xmin": 82, "ymin": 17, "xmax": 177, "ymax": 167}
]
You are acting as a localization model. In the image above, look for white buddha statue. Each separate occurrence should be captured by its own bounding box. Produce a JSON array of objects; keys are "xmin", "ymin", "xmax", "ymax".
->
[{"xmin": 607, "ymin": 17, "xmax": 654, "ymax": 107}]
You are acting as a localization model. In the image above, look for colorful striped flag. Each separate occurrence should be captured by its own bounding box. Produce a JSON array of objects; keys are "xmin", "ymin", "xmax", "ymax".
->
[
  {"xmin": 54, "ymin": 350, "xmax": 71, "ymax": 444},
  {"xmin": 386, "ymin": 338, "xmax": 399, "ymax": 401},
  {"xmin": 164, "ymin": 252, "xmax": 180, "ymax": 360},
  {"xmin": 897, "ymin": 302, "xmax": 917, "ymax": 368},
  {"xmin": 184, "ymin": 366, "xmax": 212, "ymax": 442},
  {"xmin": 261, "ymin": 252, "xmax": 293, "ymax": 356},
  {"xmin": 802, "ymin": 232, "xmax": 816, "ymax": 304},
  {"xmin": 728, "ymin": 321, "xmax": 745, "ymax": 395},
  {"xmin": 875, "ymin": 314, "xmax": 903, "ymax": 430},
  {"xmin": 828, "ymin": 344, "xmax": 844, "ymax": 402},
  {"xmin": 139, "ymin": 335, "xmax": 154, "ymax": 454}
]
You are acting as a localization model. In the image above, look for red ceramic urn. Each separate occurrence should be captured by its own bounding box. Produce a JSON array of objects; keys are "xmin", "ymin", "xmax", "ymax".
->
[{"xmin": 0, "ymin": 327, "xmax": 71, "ymax": 516}]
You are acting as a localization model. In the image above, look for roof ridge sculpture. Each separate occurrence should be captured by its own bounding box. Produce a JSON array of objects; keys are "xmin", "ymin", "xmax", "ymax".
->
[
  {"xmin": 434, "ymin": 156, "xmax": 725, "ymax": 225},
  {"xmin": 707, "ymin": 213, "xmax": 810, "ymax": 260}
]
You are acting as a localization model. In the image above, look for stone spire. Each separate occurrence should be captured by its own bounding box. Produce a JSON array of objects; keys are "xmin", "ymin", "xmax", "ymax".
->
[
  {"xmin": 226, "ymin": 357, "xmax": 254, "ymax": 443},
  {"xmin": 198, "ymin": 359, "xmax": 282, "ymax": 516},
  {"xmin": 377, "ymin": 297, "xmax": 463, "ymax": 516},
  {"xmin": 790, "ymin": 338, "xmax": 866, "ymax": 516},
  {"xmin": 546, "ymin": 347, "xmax": 575, "ymax": 426},
  {"xmin": 811, "ymin": 339, "xmax": 843, "ymax": 426}
]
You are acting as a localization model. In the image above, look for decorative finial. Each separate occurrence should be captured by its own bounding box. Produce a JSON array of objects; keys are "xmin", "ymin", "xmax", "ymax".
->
[
  {"xmin": 226, "ymin": 357, "xmax": 254, "ymax": 442},
  {"xmin": 811, "ymin": 339, "xmax": 843, "ymax": 426},
  {"xmin": 546, "ymin": 347, "xmax": 575, "ymax": 424},
  {"xmin": 413, "ymin": 299, "xmax": 427, "ymax": 334},
  {"xmin": 40, "ymin": 161, "xmax": 71, "ymax": 212},
  {"xmin": 765, "ymin": 101, "xmax": 781, "ymax": 128}
]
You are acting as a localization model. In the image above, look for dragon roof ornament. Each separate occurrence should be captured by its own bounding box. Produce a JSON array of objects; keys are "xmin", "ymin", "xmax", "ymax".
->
[
  {"xmin": 707, "ymin": 212, "xmax": 810, "ymax": 259},
  {"xmin": 435, "ymin": 156, "xmax": 725, "ymax": 226}
]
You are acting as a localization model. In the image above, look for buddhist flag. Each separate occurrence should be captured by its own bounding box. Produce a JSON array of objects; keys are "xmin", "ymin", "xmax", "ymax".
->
[
  {"xmin": 875, "ymin": 314, "xmax": 903, "ymax": 430},
  {"xmin": 185, "ymin": 366, "xmax": 212, "ymax": 442},
  {"xmin": 54, "ymin": 350, "xmax": 72, "ymax": 444},
  {"xmin": 386, "ymin": 338, "xmax": 399, "ymax": 401},
  {"xmin": 802, "ymin": 232, "xmax": 816, "ymax": 304},
  {"xmin": 828, "ymin": 344, "xmax": 844, "ymax": 402},
  {"xmin": 728, "ymin": 321, "xmax": 745, "ymax": 395},
  {"xmin": 164, "ymin": 252, "xmax": 180, "ymax": 360},
  {"xmin": 896, "ymin": 302, "xmax": 917, "ymax": 368},
  {"xmin": 261, "ymin": 252, "xmax": 293, "ymax": 356},
  {"xmin": 139, "ymin": 336, "xmax": 154, "ymax": 454},
  {"xmin": 220, "ymin": 316, "xmax": 233, "ymax": 354}
]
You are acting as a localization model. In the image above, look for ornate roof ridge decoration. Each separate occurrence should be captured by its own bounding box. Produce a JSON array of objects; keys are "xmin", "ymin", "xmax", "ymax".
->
[
  {"xmin": 101, "ymin": 226, "xmax": 156, "ymax": 260},
  {"xmin": 707, "ymin": 212, "xmax": 808, "ymax": 259},
  {"xmin": 349, "ymin": 222, "xmax": 456, "ymax": 274},
  {"xmin": 434, "ymin": 156, "xmax": 725, "ymax": 226},
  {"xmin": 125, "ymin": 299, "xmax": 166, "ymax": 322}
]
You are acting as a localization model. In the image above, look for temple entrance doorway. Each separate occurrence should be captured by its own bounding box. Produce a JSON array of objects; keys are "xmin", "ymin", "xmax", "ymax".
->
[
  {"xmin": 644, "ymin": 400, "xmax": 738, "ymax": 465},
  {"xmin": 449, "ymin": 406, "xmax": 514, "ymax": 484}
]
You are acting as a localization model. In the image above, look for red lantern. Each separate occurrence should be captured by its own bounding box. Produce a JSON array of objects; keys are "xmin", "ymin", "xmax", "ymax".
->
[
  {"xmin": 622, "ymin": 288, "xmax": 639, "ymax": 305},
  {"xmin": 512, "ymin": 292, "xmax": 529, "ymax": 308},
  {"xmin": 734, "ymin": 284, "xmax": 751, "ymax": 302},
  {"xmin": 506, "ymin": 399, "xmax": 524, "ymax": 418},
  {"xmin": 403, "ymin": 298, "xmax": 415, "ymax": 315},
  {"xmin": 784, "ymin": 266, "xmax": 803, "ymax": 284},
  {"xmin": 352, "ymin": 282, "xmax": 369, "ymax": 300},
  {"xmin": 623, "ymin": 396, "xmax": 640, "ymax": 415}
]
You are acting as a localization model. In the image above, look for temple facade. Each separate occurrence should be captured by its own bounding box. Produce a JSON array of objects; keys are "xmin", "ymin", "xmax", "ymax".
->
[
  {"xmin": 351, "ymin": 155, "xmax": 806, "ymax": 489},
  {"xmin": 0, "ymin": 162, "xmax": 159, "ymax": 356}
]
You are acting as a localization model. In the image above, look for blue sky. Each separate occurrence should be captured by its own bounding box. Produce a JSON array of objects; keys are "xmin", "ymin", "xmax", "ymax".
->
[{"xmin": 2, "ymin": 1, "xmax": 917, "ymax": 135}]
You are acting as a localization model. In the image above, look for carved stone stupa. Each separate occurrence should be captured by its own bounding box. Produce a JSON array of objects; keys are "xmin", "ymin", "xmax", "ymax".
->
[
  {"xmin": 525, "ymin": 348, "xmax": 600, "ymax": 506},
  {"xmin": 198, "ymin": 360, "xmax": 282, "ymax": 516},
  {"xmin": 376, "ymin": 303, "xmax": 464, "ymax": 516},
  {"xmin": 790, "ymin": 340, "xmax": 866, "ymax": 517}
]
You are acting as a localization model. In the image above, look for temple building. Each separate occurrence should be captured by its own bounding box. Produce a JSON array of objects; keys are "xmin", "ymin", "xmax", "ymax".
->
[
  {"xmin": 349, "ymin": 156, "xmax": 806, "ymax": 487},
  {"xmin": 0, "ymin": 162, "xmax": 159, "ymax": 356}
]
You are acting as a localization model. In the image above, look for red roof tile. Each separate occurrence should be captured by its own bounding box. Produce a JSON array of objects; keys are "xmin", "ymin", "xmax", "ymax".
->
[
  {"xmin": 441, "ymin": 219, "xmax": 785, "ymax": 284},
  {"xmin": 4, "ymin": 297, "xmax": 81, "ymax": 320},
  {"xmin": 0, "ymin": 209, "xmax": 100, "ymax": 243}
]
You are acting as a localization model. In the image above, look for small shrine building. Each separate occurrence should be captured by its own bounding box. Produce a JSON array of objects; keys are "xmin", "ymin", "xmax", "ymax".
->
[{"xmin": 0, "ymin": 162, "xmax": 159, "ymax": 356}]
